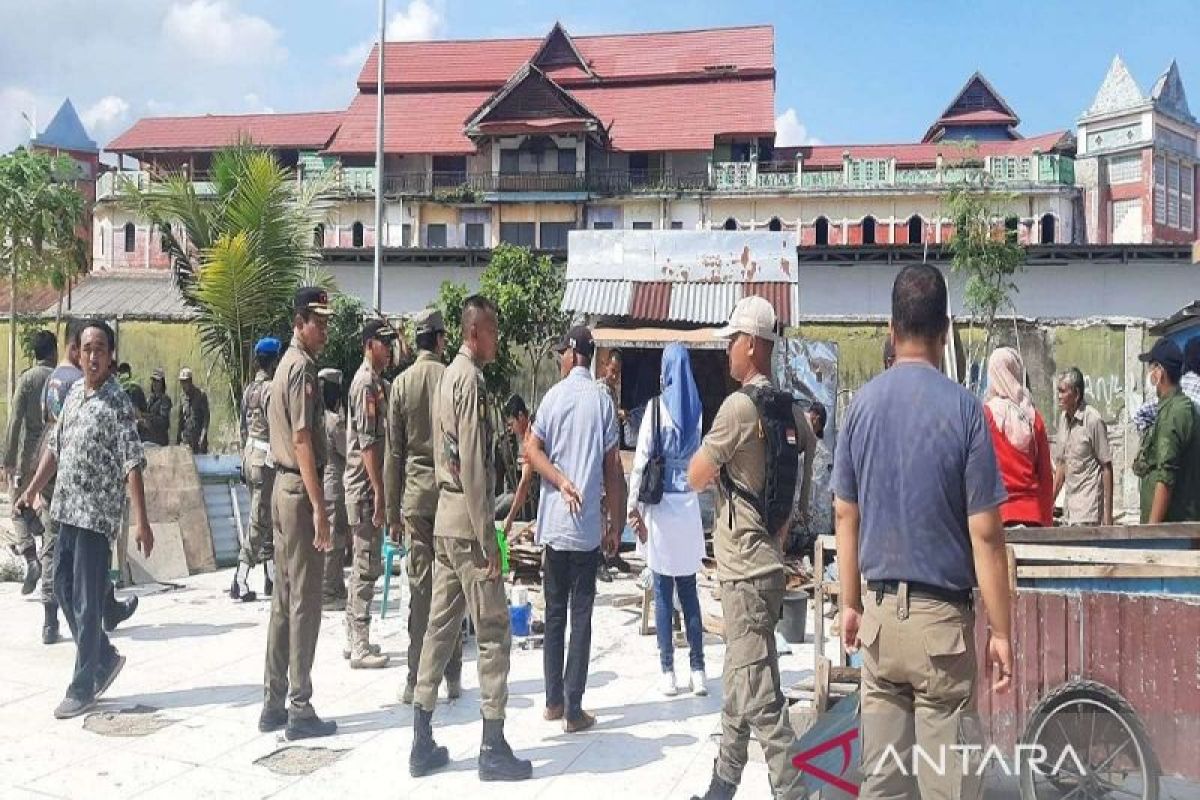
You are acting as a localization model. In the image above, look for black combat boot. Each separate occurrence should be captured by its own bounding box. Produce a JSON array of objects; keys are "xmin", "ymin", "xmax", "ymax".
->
[
  {"xmin": 20, "ymin": 551, "xmax": 41, "ymax": 596},
  {"xmin": 229, "ymin": 562, "xmax": 256, "ymax": 603},
  {"xmin": 478, "ymin": 718, "xmax": 532, "ymax": 782},
  {"xmin": 42, "ymin": 601, "xmax": 60, "ymax": 645},
  {"xmin": 409, "ymin": 706, "xmax": 449, "ymax": 777},
  {"xmin": 263, "ymin": 559, "xmax": 275, "ymax": 597},
  {"xmin": 691, "ymin": 762, "xmax": 737, "ymax": 800}
]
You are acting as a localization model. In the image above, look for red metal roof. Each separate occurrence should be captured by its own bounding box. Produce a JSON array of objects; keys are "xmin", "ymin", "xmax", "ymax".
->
[
  {"xmin": 357, "ymin": 25, "xmax": 774, "ymax": 89},
  {"xmin": 630, "ymin": 282, "xmax": 671, "ymax": 321},
  {"xmin": 107, "ymin": 111, "xmax": 343, "ymax": 153},
  {"xmin": 326, "ymin": 90, "xmax": 489, "ymax": 155},
  {"xmin": 787, "ymin": 130, "xmax": 1072, "ymax": 169},
  {"xmin": 742, "ymin": 282, "xmax": 793, "ymax": 325},
  {"xmin": 327, "ymin": 77, "xmax": 775, "ymax": 155}
]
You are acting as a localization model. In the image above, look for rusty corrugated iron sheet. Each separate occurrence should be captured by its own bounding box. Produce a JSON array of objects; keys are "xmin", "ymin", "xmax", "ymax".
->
[
  {"xmin": 742, "ymin": 282, "xmax": 794, "ymax": 325},
  {"xmin": 629, "ymin": 282, "xmax": 671, "ymax": 321},
  {"xmin": 561, "ymin": 279, "xmax": 632, "ymax": 317},
  {"xmin": 668, "ymin": 281, "xmax": 741, "ymax": 324},
  {"xmin": 974, "ymin": 589, "xmax": 1200, "ymax": 781}
]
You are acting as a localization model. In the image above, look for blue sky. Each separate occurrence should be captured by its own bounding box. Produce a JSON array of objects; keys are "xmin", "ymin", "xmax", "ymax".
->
[{"xmin": 2, "ymin": 0, "xmax": 1197, "ymax": 152}]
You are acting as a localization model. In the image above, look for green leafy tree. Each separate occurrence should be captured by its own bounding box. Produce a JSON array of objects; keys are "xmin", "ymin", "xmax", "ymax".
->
[
  {"xmin": 0, "ymin": 148, "xmax": 86, "ymax": 400},
  {"xmin": 120, "ymin": 144, "xmax": 333, "ymax": 410},
  {"xmin": 318, "ymin": 294, "xmax": 367, "ymax": 397},
  {"xmin": 945, "ymin": 185, "xmax": 1026, "ymax": 387}
]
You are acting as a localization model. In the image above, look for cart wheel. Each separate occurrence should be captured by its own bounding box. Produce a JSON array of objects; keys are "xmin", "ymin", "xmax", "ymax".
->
[{"xmin": 1018, "ymin": 680, "xmax": 1159, "ymax": 800}]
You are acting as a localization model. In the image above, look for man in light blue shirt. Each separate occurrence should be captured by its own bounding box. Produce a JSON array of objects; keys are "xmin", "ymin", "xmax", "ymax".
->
[{"xmin": 527, "ymin": 325, "xmax": 625, "ymax": 733}]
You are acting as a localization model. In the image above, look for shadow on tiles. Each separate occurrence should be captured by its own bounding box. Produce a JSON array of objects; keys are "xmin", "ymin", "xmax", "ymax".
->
[
  {"xmin": 103, "ymin": 683, "xmax": 262, "ymax": 712},
  {"xmin": 120, "ymin": 622, "xmax": 258, "ymax": 641}
]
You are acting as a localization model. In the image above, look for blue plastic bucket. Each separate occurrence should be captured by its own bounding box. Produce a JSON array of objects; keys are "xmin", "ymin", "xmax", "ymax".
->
[{"xmin": 509, "ymin": 603, "xmax": 532, "ymax": 637}]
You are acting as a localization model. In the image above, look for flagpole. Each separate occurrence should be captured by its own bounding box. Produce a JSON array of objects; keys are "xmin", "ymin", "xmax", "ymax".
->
[{"xmin": 372, "ymin": 0, "xmax": 386, "ymax": 313}]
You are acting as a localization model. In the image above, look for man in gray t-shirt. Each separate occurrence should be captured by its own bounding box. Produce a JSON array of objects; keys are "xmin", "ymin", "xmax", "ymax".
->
[
  {"xmin": 832, "ymin": 264, "xmax": 1013, "ymax": 800},
  {"xmin": 527, "ymin": 325, "xmax": 625, "ymax": 733}
]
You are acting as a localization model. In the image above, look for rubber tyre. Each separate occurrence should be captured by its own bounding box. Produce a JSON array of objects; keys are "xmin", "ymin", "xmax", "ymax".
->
[{"xmin": 1018, "ymin": 679, "xmax": 1160, "ymax": 800}]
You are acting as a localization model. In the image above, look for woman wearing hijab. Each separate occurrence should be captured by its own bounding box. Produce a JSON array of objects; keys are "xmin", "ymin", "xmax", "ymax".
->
[
  {"xmin": 983, "ymin": 347, "xmax": 1054, "ymax": 527},
  {"xmin": 627, "ymin": 344, "xmax": 707, "ymax": 696}
]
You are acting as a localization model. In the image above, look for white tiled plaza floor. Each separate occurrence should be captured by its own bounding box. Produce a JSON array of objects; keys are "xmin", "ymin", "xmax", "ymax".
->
[{"xmin": 0, "ymin": 565, "xmax": 829, "ymax": 799}]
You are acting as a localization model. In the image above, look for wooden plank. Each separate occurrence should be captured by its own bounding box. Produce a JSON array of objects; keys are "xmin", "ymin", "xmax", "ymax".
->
[
  {"xmin": 1006, "ymin": 545, "xmax": 1017, "ymax": 595},
  {"xmin": 1064, "ymin": 594, "xmax": 1083, "ymax": 681},
  {"xmin": 1017, "ymin": 564, "xmax": 1200, "ymax": 578},
  {"xmin": 1003, "ymin": 522, "xmax": 1200, "ymax": 543},
  {"xmin": 1118, "ymin": 597, "xmax": 1145, "ymax": 750},
  {"xmin": 1170, "ymin": 596, "xmax": 1200, "ymax": 779},
  {"xmin": 1039, "ymin": 593, "xmax": 1067, "ymax": 702},
  {"xmin": 812, "ymin": 533, "xmax": 826, "ymax": 670},
  {"xmin": 814, "ymin": 655, "xmax": 830, "ymax": 713},
  {"xmin": 1088, "ymin": 593, "xmax": 1121, "ymax": 690},
  {"xmin": 1010, "ymin": 543, "xmax": 1200, "ymax": 568}
]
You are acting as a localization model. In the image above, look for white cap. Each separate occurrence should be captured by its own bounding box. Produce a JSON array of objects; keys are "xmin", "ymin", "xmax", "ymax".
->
[
  {"xmin": 178, "ymin": 367, "xmax": 193, "ymax": 381},
  {"xmin": 714, "ymin": 295, "xmax": 779, "ymax": 342}
]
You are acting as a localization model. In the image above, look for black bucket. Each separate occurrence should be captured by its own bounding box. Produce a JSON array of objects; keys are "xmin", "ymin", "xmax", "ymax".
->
[{"xmin": 778, "ymin": 592, "xmax": 808, "ymax": 644}]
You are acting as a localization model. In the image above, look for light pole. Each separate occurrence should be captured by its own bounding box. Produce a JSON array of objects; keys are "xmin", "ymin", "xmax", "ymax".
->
[{"xmin": 372, "ymin": 0, "xmax": 386, "ymax": 313}]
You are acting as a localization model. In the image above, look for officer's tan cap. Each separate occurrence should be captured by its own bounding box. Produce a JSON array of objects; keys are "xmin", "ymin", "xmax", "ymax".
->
[
  {"xmin": 152, "ymin": 367, "xmax": 165, "ymax": 381},
  {"xmin": 295, "ymin": 286, "xmax": 334, "ymax": 316},
  {"xmin": 178, "ymin": 367, "xmax": 193, "ymax": 381},
  {"xmin": 413, "ymin": 308, "xmax": 445, "ymax": 336},
  {"xmin": 714, "ymin": 295, "xmax": 780, "ymax": 342},
  {"xmin": 318, "ymin": 367, "xmax": 342, "ymax": 383}
]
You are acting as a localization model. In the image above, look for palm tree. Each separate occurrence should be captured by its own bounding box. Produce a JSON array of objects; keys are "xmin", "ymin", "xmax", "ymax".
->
[{"xmin": 120, "ymin": 144, "xmax": 333, "ymax": 410}]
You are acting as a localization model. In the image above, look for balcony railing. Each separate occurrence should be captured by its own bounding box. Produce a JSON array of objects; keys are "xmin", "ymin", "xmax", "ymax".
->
[{"xmin": 100, "ymin": 154, "xmax": 1079, "ymax": 203}]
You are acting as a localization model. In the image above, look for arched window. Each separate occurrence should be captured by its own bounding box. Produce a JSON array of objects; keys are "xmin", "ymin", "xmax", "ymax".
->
[
  {"xmin": 906, "ymin": 215, "xmax": 924, "ymax": 244},
  {"xmin": 123, "ymin": 222, "xmax": 136, "ymax": 253},
  {"xmin": 314, "ymin": 224, "xmax": 325, "ymax": 248},
  {"xmin": 1040, "ymin": 213, "xmax": 1056, "ymax": 244},
  {"xmin": 814, "ymin": 216, "xmax": 830, "ymax": 246},
  {"xmin": 1004, "ymin": 215, "xmax": 1019, "ymax": 244},
  {"xmin": 862, "ymin": 215, "xmax": 877, "ymax": 245},
  {"xmin": 351, "ymin": 221, "xmax": 365, "ymax": 248},
  {"xmin": 767, "ymin": 217, "xmax": 782, "ymax": 232},
  {"xmin": 723, "ymin": 217, "xmax": 738, "ymax": 231}
]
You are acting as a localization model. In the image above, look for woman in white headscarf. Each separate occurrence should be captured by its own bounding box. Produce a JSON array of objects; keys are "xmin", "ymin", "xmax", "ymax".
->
[{"xmin": 983, "ymin": 347, "xmax": 1054, "ymax": 527}]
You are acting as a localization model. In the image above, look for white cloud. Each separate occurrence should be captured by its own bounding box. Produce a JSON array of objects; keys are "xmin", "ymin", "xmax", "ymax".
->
[
  {"xmin": 163, "ymin": 0, "xmax": 286, "ymax": 66},
  {"xmin": 334, "ymin": 0, "xmax": 445, "ymax": 69},
  {"xmin": 81, "ymin": 95, "xmax": 130, "ymax": 131},
  {"xmin": 775, "ymin": 108, "xmax": 822, "ymax": 146},
  {"xmin": 0, "ymin": 86, "xmax": 43, "ymax": 151}
]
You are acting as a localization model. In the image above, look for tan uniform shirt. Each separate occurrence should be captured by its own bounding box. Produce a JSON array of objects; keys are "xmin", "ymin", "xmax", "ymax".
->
[
  {"xmin": 4, "ymin": 360, "xmax": 53, "ymax": 477},
  {"xmin": 241, "ymin": 369, "xmax": 271, "ymax": 442},
  {"xmin": 324, "ymin": 411, "xmax": 347, "ymax": 494},
  {"xmin": 344, "ymin": 359, "xmax": 386, "ymax": 504},
  {"xmin": 1056, "ymin": 402, "xmax": 1112, "ymax": 525},
  {"xmin": 385, "ymin": 351, "xmax": 445, "ymax": 524},
  {"xmin": 268, "ymin": 335, "xmax": 325, "ymax": 472},
  {"xmin": 700, "ymin": 374, "xmax": 816, "ymax": 582},
  {"xmin": 434, "ymin": 345, "xmax": 495, "ymax": 554}
]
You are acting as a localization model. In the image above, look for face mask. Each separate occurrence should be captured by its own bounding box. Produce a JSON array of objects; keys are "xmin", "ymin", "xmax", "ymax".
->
[{"xmin": 1146, "ymin": 369, "xmax": 1160, "ymax": 394}]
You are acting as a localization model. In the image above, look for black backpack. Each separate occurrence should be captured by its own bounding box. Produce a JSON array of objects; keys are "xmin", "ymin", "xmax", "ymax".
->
[{"xmin": 720, "ymin": 385, "xmax": 800, "ymax": 535}]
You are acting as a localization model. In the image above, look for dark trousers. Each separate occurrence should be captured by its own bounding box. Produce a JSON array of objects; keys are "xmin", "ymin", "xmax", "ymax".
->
[
  {"xmin": 653, "ymin": 571, "xmax": 706, "ymax": 673},
  {"xmin": 54, "ymin": 524, "xmax": 117, "ymax": 701},
  {"xmin": 543, "ymin": 545, "xmax": 600, "ymax": 719}
]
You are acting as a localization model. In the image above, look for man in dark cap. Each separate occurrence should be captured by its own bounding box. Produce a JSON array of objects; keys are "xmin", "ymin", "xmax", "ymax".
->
[
  {"xmin": 1134, "ymin": 338, "xmax": 1200, "ymax": 523},
  {"xmin": 343, "ymin": 318, "xmax": 396, "ymax": 669},
  {"xmin": 176, "ymin": 367, "xmax": 209, "ymax": 453},
  {"xmin": 260, "ymin": 286, "xmax": 337, "ymax": 740},
  {"xmin": 233, "ymin": 336, "xmax": 282, "ymax": 601},
  {"xmin": 144, "ymin": 368, "xmax": 172, "ymax": 446}
]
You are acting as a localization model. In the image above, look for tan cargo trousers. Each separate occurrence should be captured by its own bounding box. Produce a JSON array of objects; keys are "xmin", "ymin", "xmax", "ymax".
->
[
  {"xmin": 859, "ymin": 584, "xmax": 981, "ymax": 800},
  {"xmin": 345, "ymin": 495, "xmax": 383, "ymax": 655},
  {"xmin": 263, "ymin": 471, "xmax": 325, "ymax": 716},
  {"xmin": 717, "ymin": 572, "xmax": 801, "ymax": 798},
  {"xmin": 414, "ymin": 537, "xmax": 510, "ymax": 719},
  {"xmin": 404, "ymin": 513, "xmax": 462, "ymax": 692}
]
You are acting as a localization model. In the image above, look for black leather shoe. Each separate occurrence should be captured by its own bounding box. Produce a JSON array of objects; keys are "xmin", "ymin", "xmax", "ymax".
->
[
  {"xmin": 258, "ymin": 707, "xmax": 288, "ymax": 733},
  {"xmin": 103, "ymin": 591, "xmax": 138, "ymax": 633},
  {"xmin": 285, "ymin": 714, "xmax": 337, "ymax": 740}
]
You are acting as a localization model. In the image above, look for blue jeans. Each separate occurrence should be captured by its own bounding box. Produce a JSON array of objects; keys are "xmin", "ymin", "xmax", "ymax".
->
[
  {"xmin": 54, "ymin": 524, "xmax": 118, "ymax": 701},
  {"xmin": 653, "ymin": 571, "xmax": 705, "ymax": 672}
]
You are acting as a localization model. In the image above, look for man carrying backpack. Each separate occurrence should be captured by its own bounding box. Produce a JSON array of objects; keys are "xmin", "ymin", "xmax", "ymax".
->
[{"xmin": 687, "ymin": 295, "xmax": 816, "ymax": 800}]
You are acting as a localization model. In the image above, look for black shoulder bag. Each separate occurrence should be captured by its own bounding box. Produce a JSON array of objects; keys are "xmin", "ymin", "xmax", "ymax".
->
[{"xmin": 637, "ymin": 397, "xmax": 665, "ymax": 505}]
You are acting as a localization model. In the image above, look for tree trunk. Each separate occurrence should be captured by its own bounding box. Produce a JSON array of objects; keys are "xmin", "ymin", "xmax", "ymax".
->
[{"xmin": 7, "ymin": 264, "xmax": 16, "ymax": 404}]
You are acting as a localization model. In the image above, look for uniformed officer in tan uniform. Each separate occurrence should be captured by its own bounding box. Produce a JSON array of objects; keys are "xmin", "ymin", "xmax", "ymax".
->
[
  {"xmin": 342, "ymin": 318, "xmax": 396, "ymax": 669},
  {"xmin": 3, "ymin": 330, "xmax": 56, "ymax": 596},
  {"xmin": 386, "ymin": 308, "xmax": 462, "ymax": 703},
  {"xmin": 409, "ymin": 295, "xmax": 531, "ymax": 782},
  {"xmin": 319, "ymin": 368, "xmax": 350, "ymax": 610},
  {"xmin": 259, "ymin": 286, "xmax": 337, "ymax": 741},
  {"xmin": 687, "ymin": 296, "xmax": 815, "ymax": 800},
  {"xmin": 232, "ymin": 336, "xmax": 281, "ymax": 602}
]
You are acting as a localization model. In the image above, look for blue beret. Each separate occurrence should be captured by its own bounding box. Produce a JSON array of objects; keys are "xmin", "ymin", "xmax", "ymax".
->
[{"xmin": 254, "ymin": 337, "xmax": 282, "ymax": 357}]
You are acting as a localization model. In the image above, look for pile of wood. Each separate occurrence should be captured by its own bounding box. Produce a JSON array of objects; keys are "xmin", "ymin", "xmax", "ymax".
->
[{"xmin": 508, "ymin": 543, "xmax": 543, "ymax": 585}]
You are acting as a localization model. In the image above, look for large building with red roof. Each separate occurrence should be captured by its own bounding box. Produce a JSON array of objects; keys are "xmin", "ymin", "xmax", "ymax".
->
[{"xmin": 93, "ymin": 23, "xmax": 1086, "ymax": 272}]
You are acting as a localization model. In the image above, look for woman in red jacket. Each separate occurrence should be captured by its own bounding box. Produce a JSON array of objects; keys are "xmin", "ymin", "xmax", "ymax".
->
[{"xmin": 983, "ymin": 347, "xmax": 1054, "ymax": 527}]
